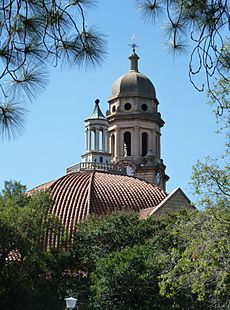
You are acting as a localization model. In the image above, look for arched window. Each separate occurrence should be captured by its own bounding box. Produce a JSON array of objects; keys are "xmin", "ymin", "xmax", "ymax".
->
[
  {"xmin": 142, "ymin": 132, "xmax": 148, "ymax": 156},
  {"xmin": 91, "ymin": 128, "xmax": 96, "ymax": 150},
  {"xmin": 124, "ymin": 131, "xmax": 131, "ymax": 156},
  {"xmin": 99, "ymin": 128, "xmax": 103, "ymax": 151},
  {"xmin": 111, "ymin": 134, "xmax": 115, "ymax": 158}
]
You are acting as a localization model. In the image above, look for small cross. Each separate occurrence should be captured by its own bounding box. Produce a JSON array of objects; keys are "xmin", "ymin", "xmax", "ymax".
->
[{"xmin": 129, "ymin": 34, "xmax": 139, "ymax": 52}]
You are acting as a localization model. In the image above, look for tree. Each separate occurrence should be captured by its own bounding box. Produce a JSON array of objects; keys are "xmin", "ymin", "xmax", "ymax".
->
[
  {"xmin": 159, "ymin": 206, "xmax": 230, "ymax": 309},
  {"xmin": 0, "ymin": 181, "xmax": 70, "ymax": 310},
  {"xmin": 70, "ymin": 211, "xmax": 193, "ymax": 309},
  {"xmin": 137, "ymin": 0, "xmax": 230, "ymax": 114},
  {"xmin": 191, "ymin": 71, "xmax": 229, "ymax": 211},
  {"xmin": 70, "ymin": 212, "xmax": 149, "ymax": 309},
  {"xmin": 1, "ymin": 183, "xmax": 229, "ymax": 309},
  {"xmin": 158, "ymin": 72, "xmax": 230, "ymax": 306},
  {"xmin": 2, "ymin": 1, "xmax": 229, "ymax": 139},
  {"xmin": 71, "ymin": 209, "xmax": 230, "ymax": 309},
  {"xmin": 91, "ymin": 243, "xmax": 172, "ymax": 310},
  {"xmin": 0, "ymin": 0, "xmax": 106, "ymax": 139}
]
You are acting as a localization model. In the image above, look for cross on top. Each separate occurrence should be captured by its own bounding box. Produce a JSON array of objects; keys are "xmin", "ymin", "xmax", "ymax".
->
[{"xmin": 129, "ymin": 34, "xmax": 139, "ymax": 52}]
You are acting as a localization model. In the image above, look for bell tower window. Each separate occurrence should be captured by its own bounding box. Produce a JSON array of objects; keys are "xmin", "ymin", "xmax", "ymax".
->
[
  {"xmin": 124, "ymin": 131, "xmax": 131, "ymax": 156},
  {"xmin": 142, "ymin": 132, "xmax": 148, "ymax": 156},
  {"xmin": 111, "ymin": 134, "xmax": 115, "ymax": 158},
  {"xmin": 91, "ymin": 128, "xmax": 96, "ymax": 150},
  {"xmin": 99, "ymin": 128, "xmax": 103, "ymax": 151}
]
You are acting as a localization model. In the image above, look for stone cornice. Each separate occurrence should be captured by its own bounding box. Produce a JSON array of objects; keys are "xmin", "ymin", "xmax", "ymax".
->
[{"xmin": 107, "ymin": 112, "xmax": 165, "ymax": 127}]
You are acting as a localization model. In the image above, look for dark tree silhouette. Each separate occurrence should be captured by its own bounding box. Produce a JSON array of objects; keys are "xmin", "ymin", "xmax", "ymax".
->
[
  {"xmin": 137, "ymin": 0, "xmax": 230, "ymax": 114},
  {"xmin": 0, "ymin": 0, "xmax": 106, "ymax": 139}
]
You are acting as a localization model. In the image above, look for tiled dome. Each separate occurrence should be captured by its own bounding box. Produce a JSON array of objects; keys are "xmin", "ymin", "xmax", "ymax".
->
[{"xmin": 32, "ymin": 171, "xmax": 167, "ymax": 245}]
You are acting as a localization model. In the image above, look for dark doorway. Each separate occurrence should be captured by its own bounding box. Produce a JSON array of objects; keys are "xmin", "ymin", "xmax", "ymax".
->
[
  {"xmin": 124, "ymin": 132, "xmax": 131, "ymax": 156},
  {"xmin": 142, "ymin": 132, "xmax": 148, "ymax": 156}
]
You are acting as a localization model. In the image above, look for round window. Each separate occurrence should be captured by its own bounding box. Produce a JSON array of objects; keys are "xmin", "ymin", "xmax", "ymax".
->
[
  {"xmin": 112, "ymin": 105, "xmax": 116, "ymax": 112},
  {"xmin": 124, "ymin": 103, "xmax": 132, "ymax": 111},
  {"xmin": 141, "ymin": 104, "xmax": 148, "ymax": 111}
]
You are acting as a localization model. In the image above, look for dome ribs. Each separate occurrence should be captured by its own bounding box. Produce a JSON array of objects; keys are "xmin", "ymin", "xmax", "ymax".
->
[
  {"xmin": 49, "ymin": 172, "xmax": 91, "ymax": 246},
  {"xmin": 87, "ymin": 171, "xmax": 97, "ymax": 214},
  {"xmin": 73, "ymin": 172, "xmax": 91, "ymax": 223},
  {"xmin": 32, "ymin": 171, "xmax": 167, "ymax": 247},
  {"xmin": 91, "ymin": 173, "xmax": 167, "ymax": 215},
  {"xmin": 110, "ymin": 71, "xmax": 156, "ymax": 100}
]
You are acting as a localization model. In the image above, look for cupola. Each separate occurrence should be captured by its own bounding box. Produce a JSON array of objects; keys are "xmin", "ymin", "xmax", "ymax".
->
[
  {"xmin": 109, "ymin": 49, "xmax": 156, "ymax": 101},
  {"xmin": 81, "ymin": 99, "xmax": 111, "ymax": 164}
]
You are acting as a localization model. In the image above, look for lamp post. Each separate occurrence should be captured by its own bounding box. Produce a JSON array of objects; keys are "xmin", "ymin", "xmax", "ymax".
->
[{"xmin": 65, "ymin": 297, "xmax": 77, "ymax": 309}]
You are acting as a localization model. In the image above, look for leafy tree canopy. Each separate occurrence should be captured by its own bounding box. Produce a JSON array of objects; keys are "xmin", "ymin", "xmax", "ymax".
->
[
  {"xmin": 159, "ymin": 207, "xmax": 230, "ymax": 310},
  {"xmin": 0, "ymin": 181, "xmax": 68, "ymax": 310},
  {"xmin": 1, "ymin": 181, "xmax": 229, "ymax": 309},
  {"xmin": 191, "ymin": 70, "xmax": 229, "ymax": 212}
]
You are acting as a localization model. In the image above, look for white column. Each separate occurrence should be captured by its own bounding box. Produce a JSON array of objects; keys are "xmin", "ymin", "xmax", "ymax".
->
[
  {"xmin": 102, "ymin": 129, "xmax": 105, "ymax": 151},
  {"xmin": 104, "ymin": 129, "xmax": 108, "ymax": 152},
  {"xmin": 88, "ymin": 128, "xmax": 91, "ymax": 151},
  {"xmin": 85, "ymin": 129, "xmax": 88, "ymax": 151},
  {"xmin": 95, "ymin": 127, "xmax": 99, "ymax": 151}
]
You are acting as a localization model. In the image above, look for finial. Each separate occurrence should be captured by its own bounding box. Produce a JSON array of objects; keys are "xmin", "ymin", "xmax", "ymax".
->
[
  {"xmin": 129, "ymin": 34, "xmax": 139, "ymax": 52},
  {"xmin": 128, "ymin": 35, "xmax": 139, "ymax": 72},
  {"xmin": 95, "ymin": 99, "xmax": 100, "ymax": 105}
]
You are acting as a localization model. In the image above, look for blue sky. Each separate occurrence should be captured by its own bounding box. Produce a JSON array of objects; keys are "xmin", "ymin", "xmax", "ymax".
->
[{"xmin": 0, "ymin": 0, "xmax": 224, "ymax": 201}]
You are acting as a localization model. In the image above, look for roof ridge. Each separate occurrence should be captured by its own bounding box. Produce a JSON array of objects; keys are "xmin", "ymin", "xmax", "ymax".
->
[{"xmin": 86, "ymin": 171, "xmax": 96, "ymax": 216}]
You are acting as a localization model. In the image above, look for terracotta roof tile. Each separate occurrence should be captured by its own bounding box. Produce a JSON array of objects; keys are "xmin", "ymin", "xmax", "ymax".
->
[{"xmin": 31, "ymin": 171, "xmax": 167, "ymax": 246}]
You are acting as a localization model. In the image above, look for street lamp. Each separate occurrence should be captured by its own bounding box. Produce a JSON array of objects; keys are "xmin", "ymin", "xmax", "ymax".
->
[{"xmin": 65, "ymin": 297, "xmax": 77, "ymax": 309}]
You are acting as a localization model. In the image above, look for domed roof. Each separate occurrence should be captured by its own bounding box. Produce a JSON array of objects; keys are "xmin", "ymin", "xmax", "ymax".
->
[
  {"xmin": 31, "ymin": 171, "xmax": 167, "ymax": 245},
  {"xmin": 109, "ymin": 50, "xmax": 156, "ymax": 100}
]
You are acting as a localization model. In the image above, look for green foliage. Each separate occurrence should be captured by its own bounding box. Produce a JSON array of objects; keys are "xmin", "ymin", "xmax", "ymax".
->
[
  {"xmin": 71, "ymin": 211, "xmax": 192, "ymax": 309},
  {"xmin": 70, "ymin": 208, "xmax": 230, "ymax": 309},
  {"xmin": 191, "ymin": 71, "xmax": 229, "ymax": 211},
  {"xmin": 91, "ymin": 243, "xmax": 171, "ymax": 310},
  {"xmin": 159, "ymin": 207, "xmax": 230, "ymax": 309},
  {"xmin": 208, "ymin": 74, "xmax": 230, "ymax": 132},
  {"xmin": 192, "ymin": 157, "xmax": 229, "ymax": 210},
  {"xmin": 0, "ymin": 181, "xmax": 229, "ymax": 309},
  {"xmin": 0, "ymin": 180, "xmax": 28, "ymax": 207},
  {"xmin": 0, "ymin": 181, "xmax": 68, "ymax": 310},
  {"xmin": 72, "ymin": 211, "xmax": 178, "ymax": 272}
]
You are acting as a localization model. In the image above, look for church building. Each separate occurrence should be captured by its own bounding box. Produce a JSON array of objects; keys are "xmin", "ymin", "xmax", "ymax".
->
[
  {"xmin": 67, "ymin": 46, "xmax": 169, "ymax": 191},
  {"xmin": 31, "ymin": 47, "xmax": 193, "ymax": 246}
]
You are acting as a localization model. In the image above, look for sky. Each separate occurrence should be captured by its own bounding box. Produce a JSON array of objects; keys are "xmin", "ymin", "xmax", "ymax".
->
[{"xmin": 0, "ymin": 0, "xmax": 225, "ymax": 201}]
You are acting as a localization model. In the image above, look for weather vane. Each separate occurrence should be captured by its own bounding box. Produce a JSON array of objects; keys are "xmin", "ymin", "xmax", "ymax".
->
[{"xmin": 129, "ymin": 34, "xmax": 139, "ymax": 52}]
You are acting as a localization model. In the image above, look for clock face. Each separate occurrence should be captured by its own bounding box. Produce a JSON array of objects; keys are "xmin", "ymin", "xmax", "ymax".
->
[{"xmin": 126, "ymin": 165, "xmax": 134, "ymax": 176}]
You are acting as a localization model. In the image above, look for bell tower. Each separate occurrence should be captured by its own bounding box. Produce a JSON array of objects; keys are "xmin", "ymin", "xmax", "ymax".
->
[
  {"xmin": 82, "ymin": 99, "xmax": 111, "ymax": 164},
  {"xmin": 106, "ymin": 47, "xmax": 169, "ymax": 190}
]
